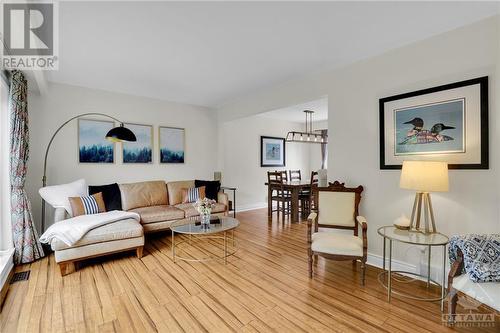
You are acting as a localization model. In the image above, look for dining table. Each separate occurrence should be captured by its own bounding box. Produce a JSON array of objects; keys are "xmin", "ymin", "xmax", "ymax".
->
[{"xmin": 264, "ymin": 180, "xmax": 311, "ymax": 222}]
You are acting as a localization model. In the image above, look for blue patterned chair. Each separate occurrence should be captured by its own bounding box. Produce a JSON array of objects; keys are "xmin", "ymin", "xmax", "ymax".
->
[{"xmin": 448, "ymin": 234, "xmax": 500, "ymax": 322}]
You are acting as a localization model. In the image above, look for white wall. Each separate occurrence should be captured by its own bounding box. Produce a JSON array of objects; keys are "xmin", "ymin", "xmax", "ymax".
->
[
  {"xmin": 218, "ymin": 16, "xmax": 500, "ymax": 273},
  {"xmin": 309, "ymin": 120, "xmax": 328, "ymax": 171},
  {"xmin": 27, "ymin": 82, "xmax": 218, "ymax": 230},
  {"xmin": 218, "ymin": 116, "xmax": 312, "ymax": 210}
]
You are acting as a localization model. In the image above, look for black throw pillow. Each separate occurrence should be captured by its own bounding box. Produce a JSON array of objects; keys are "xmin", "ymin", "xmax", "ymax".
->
[
  {"xmin": 89, "ymin": 183, "xmax": 122, "ymax": 211},
  {"xmin": 195, "ymin": 180, "xmax": 221, "ymax": 200}
]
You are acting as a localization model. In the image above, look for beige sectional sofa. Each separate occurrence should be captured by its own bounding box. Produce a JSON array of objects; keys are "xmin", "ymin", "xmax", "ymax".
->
[{"xmin": 49, "ymin": 180, "xmax": 229, "ymax": 275}]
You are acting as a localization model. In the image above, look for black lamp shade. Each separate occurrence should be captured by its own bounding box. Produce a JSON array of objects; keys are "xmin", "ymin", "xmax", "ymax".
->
[{"xmin": 105, "ymin": 125, "xmax": 136, "ymax": 142}]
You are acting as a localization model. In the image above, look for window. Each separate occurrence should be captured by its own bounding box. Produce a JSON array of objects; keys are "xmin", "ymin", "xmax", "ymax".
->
[{"xmin": 0, "ymin": 74, "xmax": 12, "ymax": 251}]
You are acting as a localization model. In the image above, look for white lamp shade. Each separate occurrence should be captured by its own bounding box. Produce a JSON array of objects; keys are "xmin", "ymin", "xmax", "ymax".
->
[{"xmin": 400, "ymin": 161, "xmax": 449, "ymax": 192}]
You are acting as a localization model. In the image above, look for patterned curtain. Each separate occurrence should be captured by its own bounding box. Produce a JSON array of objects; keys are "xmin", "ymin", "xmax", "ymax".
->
[{"xmin": 9, "ymin": 70, "xmax": 44, "ymax": 264}]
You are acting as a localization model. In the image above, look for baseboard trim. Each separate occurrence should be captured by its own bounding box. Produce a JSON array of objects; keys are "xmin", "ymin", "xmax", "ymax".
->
[
  {"xmin": 367, "ymin": 252, "xmax": 447, "ymax": 284},
  {"xmin": 367, "ymin": 252, "xmax": 417, "ymax": 273},
  {"xmin": 236, "ymin": 202, "xmax": 267, "ymax": 212}
]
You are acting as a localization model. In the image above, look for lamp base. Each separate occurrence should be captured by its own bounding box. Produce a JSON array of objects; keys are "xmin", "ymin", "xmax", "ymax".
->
[{"xmin": 409, "ymin": 192, "xmax": 437, "ymax": 234}]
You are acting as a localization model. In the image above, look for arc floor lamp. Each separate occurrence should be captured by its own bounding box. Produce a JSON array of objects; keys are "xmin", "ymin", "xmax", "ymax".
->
[{"xmin": 41, "ymin": 113, "xmax": 136, "ymax": 232}]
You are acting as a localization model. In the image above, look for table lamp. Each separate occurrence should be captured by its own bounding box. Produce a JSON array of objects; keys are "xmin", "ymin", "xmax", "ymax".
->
[{"xmin": 400, "ymin": 161, "xmax": 449, "ymax": 234}]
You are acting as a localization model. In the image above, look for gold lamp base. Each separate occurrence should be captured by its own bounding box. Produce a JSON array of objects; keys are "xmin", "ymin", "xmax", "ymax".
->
[{"xmin": 409, "ymin": 192, "xmax": 437, "ymax": 234}]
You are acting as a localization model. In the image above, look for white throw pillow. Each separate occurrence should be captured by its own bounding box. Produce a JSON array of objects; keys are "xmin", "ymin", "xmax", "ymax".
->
[{"xmin": 39, "ymin": 179, "xmax": 88, "ymax": 216}]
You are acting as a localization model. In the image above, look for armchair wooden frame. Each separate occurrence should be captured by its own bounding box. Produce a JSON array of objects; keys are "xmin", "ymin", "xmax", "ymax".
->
[
  {"xmin": 447, "ymin": 248, "xmax": 464, "ymax": 323},
  {"xmin": 307, "ymin": 181, "xmax": 368, "ymax": 285},
  {"xmin": 447, "ymin": 248, "xmax": 500, "ymax": 323}
]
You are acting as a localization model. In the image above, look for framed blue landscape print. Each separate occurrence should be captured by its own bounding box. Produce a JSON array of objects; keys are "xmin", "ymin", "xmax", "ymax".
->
[
  {"xmin": 122, "ymin": 123, "xmax": 153, "ymax": 163},
  {"xmin": 380, "ymin": 77, "xmax": 488, "ymax": 170},
  {"xmin": 261, "ymin": 136, "xmax": 285, "ymax": 167},
  {"xmin": 159, "ymin": 126, "xmax": 185, "ymax": 163},
  {"xmin": 78, "ymin": 119, "xmax": 115, "ymax": 163}
]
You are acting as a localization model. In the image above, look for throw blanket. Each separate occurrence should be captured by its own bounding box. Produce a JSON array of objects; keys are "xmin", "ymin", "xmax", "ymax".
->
[
  {"xmin": 449, "ymin": 234, "xmax": 500, "ymax": 283},
  {"xmin": 40, "ymin": 210, "xmax": 140, "ymax": 247}
]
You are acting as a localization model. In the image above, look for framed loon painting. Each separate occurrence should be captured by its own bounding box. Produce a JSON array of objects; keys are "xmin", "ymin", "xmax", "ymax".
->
[{"xmin": 379, "ymin": 76, "xmax": 488, "ymax": 169}]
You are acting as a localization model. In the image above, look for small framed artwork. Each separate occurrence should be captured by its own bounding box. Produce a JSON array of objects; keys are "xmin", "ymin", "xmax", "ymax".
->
[
  {"xmin": 159, "ymin": 126, "xmax": 185, "ymax": 163},
  {"xmin": 261, "ymin": 136, "xmax": 286, "ymax": 167},
  {"xmin": 379, "ymin": 77, "xmax": 488, "ymax": 169},
  {"xmin": 122, "ymin": 123, "xmax": 153, "ymax": 163},
  {"xmin": 78, "ymin": 119, "xmax": 115, "ymax": 163}
]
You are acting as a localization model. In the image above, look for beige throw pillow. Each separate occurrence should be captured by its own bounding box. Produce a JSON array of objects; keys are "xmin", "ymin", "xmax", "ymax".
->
[
  {"xmin": 181, "ymin": 186, "xmax": 206, "ymax": 203},
  {"xmin": 68, "ymin": 192, "xmax": 106, "ymax": 217}
]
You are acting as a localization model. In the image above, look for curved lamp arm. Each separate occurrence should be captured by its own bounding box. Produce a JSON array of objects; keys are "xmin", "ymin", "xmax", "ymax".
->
[
  {"xmin": 42, "ymin": 112, "xmax": 122, "ymax": 186},
  {"xmin": 41, "ymin": 113, "xmax": 124, "ymax": 232}
]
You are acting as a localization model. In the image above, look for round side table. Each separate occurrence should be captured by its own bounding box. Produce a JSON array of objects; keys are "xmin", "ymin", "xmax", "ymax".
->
[{"xmin": 377, "ymin": 226, "xmax": 449, "ymax": 311}]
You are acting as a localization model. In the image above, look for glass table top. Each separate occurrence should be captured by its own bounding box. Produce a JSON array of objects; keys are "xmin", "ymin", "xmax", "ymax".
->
[
  {"xmin": 171, "ymin": 216, "xmax": 240, "ymax": 235},
  {"xmin": 377, "ymin": 226, "xmax": 449, "ymax": 246}
]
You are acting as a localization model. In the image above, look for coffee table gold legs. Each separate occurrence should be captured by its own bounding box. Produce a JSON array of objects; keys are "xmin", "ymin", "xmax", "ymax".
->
[{"xmin": 171, "ymin": 232, "xmax": 236, "ymax": 264}]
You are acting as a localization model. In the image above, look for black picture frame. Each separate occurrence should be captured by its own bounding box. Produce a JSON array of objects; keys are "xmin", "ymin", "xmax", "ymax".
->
[
  {"xmin": 260, "ymin": 136, "xmax": 286, "ymax": 167},
  {"xmin": 379, "ymin": 76, "xmax": 488, "ymax": 170}
]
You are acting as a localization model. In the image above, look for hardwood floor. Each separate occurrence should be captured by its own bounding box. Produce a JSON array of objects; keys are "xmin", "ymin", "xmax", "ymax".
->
[{"xmin": 1, "ymin": 208, "xmax": 498, "ymax": 332}]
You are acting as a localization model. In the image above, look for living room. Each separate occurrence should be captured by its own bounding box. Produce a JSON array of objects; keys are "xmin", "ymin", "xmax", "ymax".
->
[{"xmin": 0, "ymin": 1, "xmax": 499, "ymax": 332}]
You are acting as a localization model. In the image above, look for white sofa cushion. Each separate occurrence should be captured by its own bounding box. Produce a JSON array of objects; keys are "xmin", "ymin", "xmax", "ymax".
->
[
  {"xmin": 54, "ymin": 237, "xmax": 144, "ymax": 263},
  {"xmin": 311, "ymin": 232, "xmax": 363, "ymax": 257},
  {"xmin": 51, "ymin": 218, "xmax": 143, "ymax": 251},
  {"xmin": 452, "ymin": 274, "xmax": 500, "ymax": 311},
  {"xmin": 39, "ymin": 179, "xmax": 87, "ymax": 216}
]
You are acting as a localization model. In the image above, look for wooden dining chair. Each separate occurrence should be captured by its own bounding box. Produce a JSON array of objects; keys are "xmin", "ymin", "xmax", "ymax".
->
[
  {"xmin": 301, "ymin": 171, "xmax": 319, "ymax": 215},
  {"xmin": 288, "ymin": 169, "xmax": 309, "ymax": 217},
  {"xmin": 289, "ymin": 170, "xmax": 301, "ymax": 181},
  {"xmin": 277, "ymin": 170, "xmax": 288, "ymax": 182},
  {"xmin": 267, "ymin": 171, "xmax": 291, "ymax": 222},
  {"xmin": 307, "ymin": 181, "xmax": 367, "ymax": 285},
  {"xmin": 310, "ymin": 171, "xmax": 319, "ymax": 186}
]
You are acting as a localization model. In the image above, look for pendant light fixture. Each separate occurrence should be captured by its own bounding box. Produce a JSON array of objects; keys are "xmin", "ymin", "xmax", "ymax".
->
[{"xmin": 285, "ymin": 110, "xmax": 328, "ymax": 144}]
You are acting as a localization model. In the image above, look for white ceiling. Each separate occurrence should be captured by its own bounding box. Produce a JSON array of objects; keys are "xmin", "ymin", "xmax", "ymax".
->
[
  {"xmin": 257, "ymin": 98, "xmax": 328, "ymax": 123},
  {"xmin": 48, "ymin": 1, "xmax": 499, "ymax": 108}
]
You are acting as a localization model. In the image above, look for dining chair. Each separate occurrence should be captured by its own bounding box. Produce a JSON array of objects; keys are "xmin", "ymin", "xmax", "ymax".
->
[
  {"xmin": 288, "ymin": 169, "xmax": 310, "ymax": 217},
  {"xmin": 307, "ymin": 181, "xmax": 367, "ymax": 285},
  {"xmin": 301, "ymin": 171, "xmax": 319, "ymax": 215},
  {"xmin": 267, "ymin": 171, "xmax": 291, "ymax": 222},
  {"xmin": 289, "ymin": 170, "xmax": 301, "ymax": 181},
  {"xmin": 277, "ymin": 170, "xmax": 288, "ymax": 182}
]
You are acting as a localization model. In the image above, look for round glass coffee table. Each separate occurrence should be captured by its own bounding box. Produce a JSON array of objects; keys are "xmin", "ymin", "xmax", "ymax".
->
[
  {"xmin": 377, "ymin": 226, "xmax": 449, "ymax": 311},
  {"xmin": 171, "ymin": 216, "xmax": 240, "ymax": 264}
]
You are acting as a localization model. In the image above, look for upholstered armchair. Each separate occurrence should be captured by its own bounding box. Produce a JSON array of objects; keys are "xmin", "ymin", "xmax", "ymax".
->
[
  {"xmin": 307, "ymin": 181, "xmax": 367, "ymax": 285},
  {"xmin": 447, "ymin": 235, "xmax": 500, "ymax": 322}
]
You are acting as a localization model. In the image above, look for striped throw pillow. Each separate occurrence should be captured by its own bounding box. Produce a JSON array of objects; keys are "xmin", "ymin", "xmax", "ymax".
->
[
  {"xmin": 68, "ymin": 192, "xmax": 106, "ymax": 217},
  {"xmin": 182, "ymin": 186, "xmax": 206, "ymax": 203}
]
